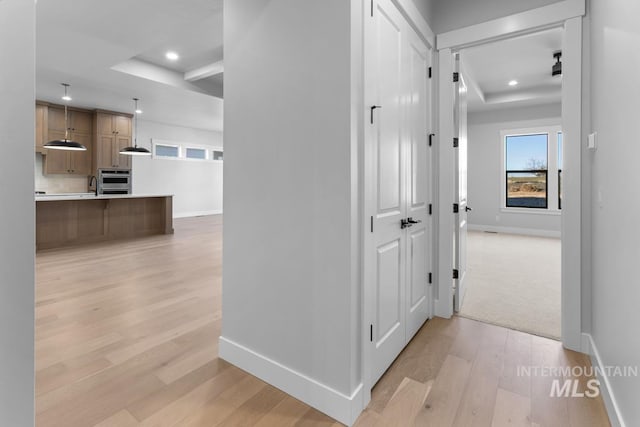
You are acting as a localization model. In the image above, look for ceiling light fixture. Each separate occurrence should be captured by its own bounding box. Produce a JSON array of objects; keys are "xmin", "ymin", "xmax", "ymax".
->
[
  {"xmin": 165, "ymin": 51, "xmax": 179, "ymax": 61},
  {"xmin": 508, "ymin": 80, "xmax": 518, "ymax": 86},
  {"xmin": 44, "ymin": 84, "xmax": 87, "ymax": 151},
  {"xmin": 61, "ymin": 84, "xmax": 72, "ymax": 101},
  {"xmin": 120, "ymin": 98, "xmax": 151, "ymax": 156},
  {"xmin": 552, "ymin": 51, "xmax": 562, "ymax": 76}
]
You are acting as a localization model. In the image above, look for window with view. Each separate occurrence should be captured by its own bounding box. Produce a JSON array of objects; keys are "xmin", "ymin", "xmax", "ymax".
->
[
  {"xmin": 505, "ymin": 133, "xmax": 549, "ymax": 209},
  {"xmin": 503, "ymin": 127, "xmax": 562, "ymax": 211}
]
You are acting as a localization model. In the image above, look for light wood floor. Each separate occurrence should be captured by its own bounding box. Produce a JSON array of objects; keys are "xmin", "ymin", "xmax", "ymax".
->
[{"xmin": 36, "ymin": 215, "xmax": 610, "ymax": 427}]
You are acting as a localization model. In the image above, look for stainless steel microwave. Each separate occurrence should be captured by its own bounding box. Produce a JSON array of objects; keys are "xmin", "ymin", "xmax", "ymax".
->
[{"xmin": 97, "ymin": 169, "xmax": 132, "ymax": 195}]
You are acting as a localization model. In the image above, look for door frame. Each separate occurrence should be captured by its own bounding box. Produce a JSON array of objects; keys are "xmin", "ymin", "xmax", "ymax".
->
[
  {"xmin": 434, "ymin": 0, "xmax": 586, "ymax": 352},
  {"xmin": 361, "ymin": 0, "xmax": 436, "ymax": 409}
]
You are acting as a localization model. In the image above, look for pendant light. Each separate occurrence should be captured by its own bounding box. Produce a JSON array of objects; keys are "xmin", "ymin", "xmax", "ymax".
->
[
  {"xmin": 44, "ymin": 83, "xmax": 87, "ymax": 151},
  {"xmin": 120, "ymin": 98, "xmax": 151, "ymax": 156}
]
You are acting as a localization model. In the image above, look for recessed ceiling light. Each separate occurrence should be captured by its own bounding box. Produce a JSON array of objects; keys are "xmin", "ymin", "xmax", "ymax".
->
[
  {"xmin": 165, "ymin": 51, "xmax": 179, "ymax": 61},
  {"xmin": 508, "ymin": 80, "xmax": 519, "ymax": 86}
]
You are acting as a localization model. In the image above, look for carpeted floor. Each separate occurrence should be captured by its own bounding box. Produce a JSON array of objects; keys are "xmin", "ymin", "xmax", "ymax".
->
[{"xmin": 459, "ymin": 231, "xmax": 561, "ymax": 339}]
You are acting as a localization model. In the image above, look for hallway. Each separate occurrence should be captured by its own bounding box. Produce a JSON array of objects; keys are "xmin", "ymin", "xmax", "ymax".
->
[{"xmin": 35, "ymin": 216, "xmax": 606, "ymax": 426}]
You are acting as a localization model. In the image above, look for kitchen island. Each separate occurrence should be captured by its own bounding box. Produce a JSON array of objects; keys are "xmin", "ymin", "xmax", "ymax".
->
[{"xmin": 36, "ymin": 194, "xmax": 173, "ymax": 250}]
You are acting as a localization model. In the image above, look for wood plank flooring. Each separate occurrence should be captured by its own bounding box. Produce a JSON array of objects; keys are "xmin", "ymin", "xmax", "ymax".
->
[{"xmin": 36, "ymin": 215, "xmax": 610, "ymax": 426}]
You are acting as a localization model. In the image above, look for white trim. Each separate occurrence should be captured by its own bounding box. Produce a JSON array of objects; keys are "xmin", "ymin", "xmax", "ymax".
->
[
  {"xmin": 467, "ymin": 224, "xmax": 560, "ymax": 238},
  {"xmin": 585, "ymin": 333, "xmax": 625, "ymax": 427},
  {"xmin": 173, "ymin": 210, "xmax": 222, "ymax": 219},
  {"xmin": 393, "ymin": 0, "xmax": 435, "ymax": 49},
  {"xmin": 437, "ymin": 0, "xmax": 585, "ymax": 50},
  {"xmin": 560, "ymin": 17, "xmax": 583, "ymax": 352},
  {"xmin": 219, "ymin": 337, "xmax": 364, "ymax": 426},
  {"xmin": 435, "ymin": 48, "xmax": 455, "ymax": 318}
]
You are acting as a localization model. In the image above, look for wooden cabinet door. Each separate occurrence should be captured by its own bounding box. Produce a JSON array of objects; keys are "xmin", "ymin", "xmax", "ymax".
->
[
  {"xmin": 96, "ymin": 113, "xmax": 114, "ymax": 135},
  {"xmin": 70, "ymin": 111, "xmax": 92, "ymax": 134},
  {"xmin": 114, "ymin": 115, "xmax": 131, "ymax": 137},
  {"xmin": 69, "ymin": 133, "xmax": 92, "ymax": 175},
  {"xmin": 48, "ymin": 107, "xmax": 67, "ymax": 133},
  {"xmin": 35, "ymin": 104, "xmax": 48, "ymax": 152},
  {"xmin": 43, "ymin": 130, "xmax": 70, "ymax": 174},
  {"xmin": 96, "ymin": 134, "xmax": 116, "ymax": 169},
  {"xmin": 116, "ymin": 135, "xmax": 132, "ymax": 168}
]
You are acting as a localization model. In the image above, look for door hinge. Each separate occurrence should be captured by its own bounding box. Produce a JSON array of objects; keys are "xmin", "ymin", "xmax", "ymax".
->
[
  {"xmin": 453, "ymin": 137, "xmax": 459, "ymax": 148},
  {"xmin": 370, "ymin": 324, "xmax": 373, "ymax": 342},
  {"xmin": 428, "ymin": 67, "xmax": 432, "ymax": 78},
  {"xmin": 370, "ymin": 216, "xmax": 374, "ymax": 233},
  {"xmin": 429, "ymin": 203, "xmax": 433, "ymax": 215},
  {"xmin": 370, "ymin": 0, "xmax": 374, "ymax": 17},
  {"xmin": 453, "ymin": 203, "xmax": 459, "ymax": 213},
  {"xmin": 428, "ymin": 272, "xmax": 432, "ymax": 284},
  {"xmin": 453, "ymin": 269, "xmax": 459, "ymax": 279},
  {"xmin": 453, "ymin": 72, "xmax": 459, "ymax": 82},
  {"xmin": 429, "ymin": 133, "xmax": 434, "ymax": 147}
]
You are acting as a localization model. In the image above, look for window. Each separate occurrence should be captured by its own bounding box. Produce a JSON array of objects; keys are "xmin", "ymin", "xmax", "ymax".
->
[
  {"xmin": 154, "ymin": 144, "xmax": 180, "ymax": 158},
  {"xmin": 186, "ymin": 148, "xmax": 207, "ymax": 160},
  {"xmin": 502, "ymin": 127, "xmax": 562, "ymax": 211},
  {"xmin": 505, "ymin": 133, "xmax": 548, "ymax": 209},
  {"xmin": 212, "ymin": 150, "xmax": 223, "ymax": 161}
]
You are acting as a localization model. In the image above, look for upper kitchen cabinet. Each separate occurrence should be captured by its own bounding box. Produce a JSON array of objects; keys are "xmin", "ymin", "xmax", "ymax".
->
[
  {"xmin": 94, "ymin": 111, "xmax": 132, "ymax": 170},
  {"xmin": 47, "ymin": 106, "xmax": 92, "ymax": 134},
  {"xmin": 41, "ymin": 103, "xmax": 94, "ymax": 175},
  {"xmin": 35, "ymin": 103, "xmax": 48, "ymax": 153}
]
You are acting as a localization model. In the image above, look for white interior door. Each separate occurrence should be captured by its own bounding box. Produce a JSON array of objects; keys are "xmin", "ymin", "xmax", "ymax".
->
[
  {"xmin": 404, "ymin": 26, "xmax": 432, "ymax": 339},
  {"xmin": 366, "ymin": 0, "xmax": 432, "ymax": 385},
  {"xmin": 454, "ymin": 56, "xmax": 469, "ymax": 312}
]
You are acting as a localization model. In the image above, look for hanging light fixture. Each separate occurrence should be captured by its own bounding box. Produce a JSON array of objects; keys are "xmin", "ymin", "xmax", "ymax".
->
[
  {"xmin": 44, "ymin": 83, "xmax": 87, "ymax": 151},
  {"xmin": 120, "ymin": 98, "xmax": 151, "ymax": 156}
]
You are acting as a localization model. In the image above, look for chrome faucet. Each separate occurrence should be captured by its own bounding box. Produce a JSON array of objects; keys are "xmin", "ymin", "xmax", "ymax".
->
[{"xmin": 89, "ymin": 175, "xmax": 98, "ymax": 196}]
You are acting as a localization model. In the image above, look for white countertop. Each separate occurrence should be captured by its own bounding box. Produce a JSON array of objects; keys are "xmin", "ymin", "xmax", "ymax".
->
[{"xmin": 35, "ymin": 193, "xmax": 173, "ymax": 202}]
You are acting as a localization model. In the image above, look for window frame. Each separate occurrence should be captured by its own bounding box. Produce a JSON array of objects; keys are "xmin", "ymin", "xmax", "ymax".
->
[
  {"xmin": 151, "ymin": 139, "xmax": 223, "ymax": 163},
  {"xmin": 152, "ymin": 141, "xmax": 181, "ymax": 159},
  {"xmin": 211, "ymin": 147, "xmax": 224, "ymax": 162},
  {"xmin": 500, "ymin": 126, "xmax": 562, "ymax": 214}
]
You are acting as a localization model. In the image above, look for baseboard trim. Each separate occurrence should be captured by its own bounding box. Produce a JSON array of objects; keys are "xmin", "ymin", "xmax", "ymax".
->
[
  {"xmin": 585, "ymin": 333, "xmax": 626, "ymax": 427},
  {"xmin": 219, "ymin": 336, "xmax": 364, "ymax": 426},
  {"xmin": 467, "ymin": 224, "xmax": 561, "ymax": 238},
  {"xmin": 173, "ymin": 210, "xmax": 222, "ymax": 219}
]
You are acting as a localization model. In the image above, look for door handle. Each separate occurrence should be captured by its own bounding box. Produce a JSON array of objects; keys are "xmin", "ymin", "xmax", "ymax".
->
[
  {"xmin": 465, "ymin": 206, "xmax": 473, "ymax": 212},
  {"xmin": 407, "ymin": 217, "xmax": 421, "ymax": 224},
  {"xmin": 400, "ymin": 218, "xmax": 412, "ymax": 229},
  {"xmin": 370, "ymin": 105, "xmax": 382, "ymax": 124}
]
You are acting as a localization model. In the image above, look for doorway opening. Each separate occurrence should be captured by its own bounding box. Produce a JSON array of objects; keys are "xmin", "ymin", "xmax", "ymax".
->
[{"xmin": 453, "ymin": 29, "xmax": 563, "ymax": 339}]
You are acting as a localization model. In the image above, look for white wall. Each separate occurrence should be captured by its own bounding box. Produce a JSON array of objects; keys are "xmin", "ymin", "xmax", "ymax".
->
[
  {"xmin": 0, "ymin": 0, "xmax": 35, "ymax": 425},
  {"xmin": 431, "ymin": 0, "xmax": 563, "ymax": 33},
  {"xmin": 221, "ymin": 0, "xmax": 361, "ymax": 424},
  {"xmin": 132, "ymin": 119, "xmax": 223, "ymax": 217},
  {"xmin": 467, "ymin": 104, "xmax": 562, "ymax": 235},
  {"xmin": 589, "ymin": 0, "xmax": 640, "ymax": 424}
]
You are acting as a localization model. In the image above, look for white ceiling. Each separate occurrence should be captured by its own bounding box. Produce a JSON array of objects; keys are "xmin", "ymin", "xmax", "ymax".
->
[
  {"xmin": 460, "ymin": 28, "xmax": 563, "ymax": 112},
  {"xmin": 35, "ymin": 0, "xmax": 224, "ymax": 131}
]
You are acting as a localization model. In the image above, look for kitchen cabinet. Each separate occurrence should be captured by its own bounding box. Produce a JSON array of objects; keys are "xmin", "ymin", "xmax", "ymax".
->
[
  {"xmin": 43, "ymin": 130, "xmax": 92, "ymax": 175},
  {"xmin": 94, "ymin": 112, "xmax": 132, "ymax": 170},
  {"xmin": 42, "ymin": 104, "xmax": 93, "ymax": 175},
  {"xmin": 35, "ymin": 103, "xmax": 48, "ymax": 153}
]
